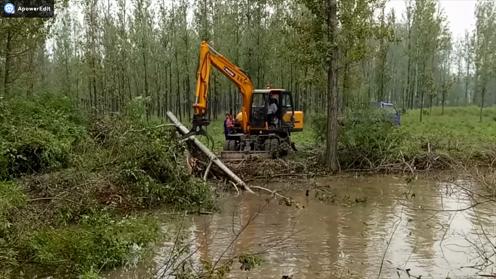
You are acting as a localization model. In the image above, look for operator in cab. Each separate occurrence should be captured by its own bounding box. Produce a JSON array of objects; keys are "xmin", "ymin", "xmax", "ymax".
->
[{"xmin": 267, "ymin": 97, "xmax": 278, "ymax": 127}]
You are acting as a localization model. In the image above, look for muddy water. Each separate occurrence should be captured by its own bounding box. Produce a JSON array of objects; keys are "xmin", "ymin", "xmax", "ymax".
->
[{"xmin": 109, "ymin": 175, "xmax": 496, "ymax": 278}]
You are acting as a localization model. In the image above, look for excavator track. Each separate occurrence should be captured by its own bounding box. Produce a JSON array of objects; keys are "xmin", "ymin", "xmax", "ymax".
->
[
  {"xmin": 220, "ymin": 151, "xmax": 272, "ymax": 161},
  {"xmin": 220, "ymin": 136, "xmax": 291, "ymax": 161}
]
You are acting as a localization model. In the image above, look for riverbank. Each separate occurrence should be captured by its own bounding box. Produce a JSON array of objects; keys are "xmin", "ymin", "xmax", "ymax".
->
[{"xmin": 0, "ymin": 94, "xmax": 215, "ymax": 277}]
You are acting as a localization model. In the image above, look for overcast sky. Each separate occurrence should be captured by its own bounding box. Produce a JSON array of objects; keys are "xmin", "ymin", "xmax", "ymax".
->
[{"xmin": 386, "ymin": 0, "xmax": 476, "ymax": 39}]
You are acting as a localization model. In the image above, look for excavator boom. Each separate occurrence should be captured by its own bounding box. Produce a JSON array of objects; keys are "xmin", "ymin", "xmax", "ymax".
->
[{"xmin": 193, "ymin": 41, "xmax": 254, "ymax": 133}]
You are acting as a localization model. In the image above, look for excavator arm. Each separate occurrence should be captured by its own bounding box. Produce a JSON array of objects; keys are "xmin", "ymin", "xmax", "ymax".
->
[{"xmin": 192, "ymin": 41, "xmax": 254, "ymax": 133}]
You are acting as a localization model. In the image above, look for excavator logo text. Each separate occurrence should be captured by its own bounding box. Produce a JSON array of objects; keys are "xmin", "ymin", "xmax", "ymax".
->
[{"xmin": 224, "ymin": 67, "xmax": 236, "ymax": 78}]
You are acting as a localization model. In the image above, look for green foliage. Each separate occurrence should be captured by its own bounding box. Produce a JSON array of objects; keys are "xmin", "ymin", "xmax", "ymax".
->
[
  {"xmin": 200, "ymin": 259, "xmax": 233, "ymax": 279},
  {"xmin": 123, "ymin": 96, "xmax": 151, "ymax": 124},
  {"xmin": 473, "ymin": 0, "xmax": 496, "ymax": 105},
  {"xmin": 80, "ymin": 269, "xmax": 103, "ymax": 279},
  {"xmin": 311, "ymin": 114, "xmax": 327, "ymax": 143},
  {"xmin": 338, "ymin": 109, "xmax": 407, "ymax": 168},
  {"xmin": 27, "ymin": 214, "xmax": 159, "ymax": 275},
  {"xmin": 238, "ymin": 253, "xmax": 264, "ymax": 271},
  {"xmin": 312, "ymin": 109, "xmax": 408, "ymax": 168},
  {"xmin": 82, "ymin": 113, "xmax": 215, "ymax": 211},
  {"xmin": 0, "ymin": 93, "xmax": 86, "ymax": 179},
  {"xmin": 0, "ymin": 181, "xmax": 26, "ymax": 273},
  {"xmin": 0, "ymin": 181, "xmax": 26, "ymax": 232}
]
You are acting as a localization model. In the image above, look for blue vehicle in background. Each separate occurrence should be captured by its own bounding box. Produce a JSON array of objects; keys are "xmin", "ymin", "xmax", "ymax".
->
[{"xmin": 370, "ymin": 101, "xmax": 401, "ymax": 126}]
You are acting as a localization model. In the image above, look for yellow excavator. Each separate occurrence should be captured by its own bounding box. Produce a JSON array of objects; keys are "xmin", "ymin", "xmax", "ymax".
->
[{"xmin": 190, "ymin": 41, "xmax": 304, "ymax": 158}]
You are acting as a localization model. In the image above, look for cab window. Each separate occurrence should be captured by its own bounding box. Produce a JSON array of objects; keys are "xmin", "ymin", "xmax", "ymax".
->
[
  {"xmin": 252, "ymin": 93, "xmax": 266, "ymax": 107},
  {"xmin": 280, "ymin": 93, "xmax": 292, "ymax": 108}
]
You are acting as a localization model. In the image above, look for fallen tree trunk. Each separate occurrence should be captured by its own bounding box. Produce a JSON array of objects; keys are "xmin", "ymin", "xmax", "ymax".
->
[{"xmin": 166, "ymin": 111, "xmax": 253, "ymax": 193}]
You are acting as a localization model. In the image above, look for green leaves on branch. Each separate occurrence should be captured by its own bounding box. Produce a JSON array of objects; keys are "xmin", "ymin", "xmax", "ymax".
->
[{"xmin": 0, "ymin": 93, "xmax": 85, "ymax": 179}]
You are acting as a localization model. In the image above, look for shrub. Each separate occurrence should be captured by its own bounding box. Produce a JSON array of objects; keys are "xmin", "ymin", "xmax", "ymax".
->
[
  {"xmin": 82, "ymin": 113, "xmax": 216, "ymax": 211},
  {"xmin": 312, "ymin": 109, "xmax": 407, "ymax": 168},
  {"xmin": 0, "ymin": 94, "xmax": 215, "ymax": 215},
  {"xmin": 0, "ymin": 181, "xmax": 26, "ymax": 274},
  {"xmin": 20, "ymin": 170, "xmax": 107, "ymax": 226},
  {"xmin": 311, "ymin": 114, "xmax": 327, "ymax": 143},
  {"xmin": 339, "ymin": 109, "xmax": 407, "ymax": 168},
  {"xmin": 238, "ymin": 253, "xmax": 264, "ymax": 271},
  {"xmin": 0, "ymin": 93, "xmax": 86, "ymax": 179},
  {"xmin": 0, "ymin": 181, "xmax": 26, "ymax": 236},
  {"xmin": 111, "ymin": 123, "xmax": 215, "ymax": 210},
  {"xmin": 27, "ymin": 214, "xmax": 159, "ymax": 276}
]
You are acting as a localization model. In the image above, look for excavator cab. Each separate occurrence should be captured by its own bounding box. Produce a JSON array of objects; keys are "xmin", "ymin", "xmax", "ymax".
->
[
  {"xmin": 227, "ymin": 89, "xmax": 303, "ymax": 155},
  {"xmin": 243, "ymin": 89, "xmax": 303, "ymax": 134},
  {"xmin": 239, "ymin": 89, "xmax": 303, "ymax": 133},
  {"xmin": 248, "ymin": 89, "xmax": 294, "ymax": 131}
]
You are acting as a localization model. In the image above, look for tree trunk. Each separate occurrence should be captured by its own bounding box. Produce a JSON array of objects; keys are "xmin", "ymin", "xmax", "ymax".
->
[
  {"xmin": 91, "ymin": 54, "xmax": 98, "ymax": 113},
  {"xmin": 156, "ymin": 64, "xmax": 161, "ymax": 117},
  {"xmin": 412, "ymin": 50, "xmax": 419, "ymax": 110},
  {"xmin": 26, "ymin": 47, "xmax": 36, "ymax": 97},
  {"xmin": 405, "ymin": 62, "xmax": 412, "ymax": 108},
  {"xmin": 464, "ymin": 64, "xmax": 470, "ymax": 105},
  {"xmin": 342, "ymin": 60, "xmax": 349, "ymax": 111},
  {"xmin": 174, "ymin": 48, "xmax": 182, "ymax": 121},
  {"xmin": 419, "ymin": 69, "xmax": 425, "ymax": 123},
  {"xmin": 168, "ymin": 61, "xmax": 172, "ymax": 113},
  {"xmin": 480, "ymin": 86, "xmax": 485, "ymax": 122},
  {"xmin": 429, "ymin": 94, "xmax": 433, "ymax": 115},
  {"xmin": 325, "ymin": 0, "xmax": 339, "ymax": 171},
  {"xmin": 3, "ymin": 30, "xmax": 12, "ymax": 97},
  {"xmin": 183, "ymin": 25, "xmax": 191, "ymax": 121},
  {"xmin": 142, "ymin": 42, "xmax": 149, "ymax": 119},
  {"xmin": 166, "ymin": 111, "xmax": 252, "ymax": 193},
  {"xmin": 441, "ymin": 87, "xmax": 446, "ymax": 115}
]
